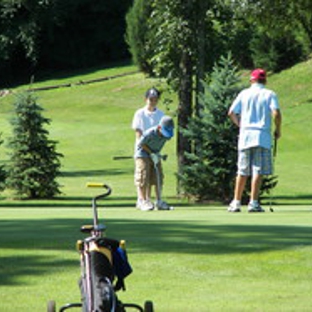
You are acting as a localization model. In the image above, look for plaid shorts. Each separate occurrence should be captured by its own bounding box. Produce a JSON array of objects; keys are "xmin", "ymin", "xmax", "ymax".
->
[
  {"xmin": 134, "ymin": 158, "xmax": 163, "ymax": 187},
  {"xmin": 237, "ymin": 147, "xmax": 272, "ymax": 176}
]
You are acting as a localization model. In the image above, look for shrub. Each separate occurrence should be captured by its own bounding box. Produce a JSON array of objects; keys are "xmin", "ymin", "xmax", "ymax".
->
[
  {"xmin": 6, "ymin": 91, "xmax": 63, "ymax": 199},
  {"xmin": 179, "ymin": 54, "xmax": 241, "ymax": 202}
]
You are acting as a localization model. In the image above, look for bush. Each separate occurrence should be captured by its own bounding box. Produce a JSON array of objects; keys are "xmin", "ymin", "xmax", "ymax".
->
[
  {"xmin": 250, "ymin": 30, "xmax": 307, "ymax": 72},
  {"xmin": 6, "ymin": 92, "xmax": 63, "ymax": 199},
  {"xmin": 0, "ymin": 133, "xmax": 6, "ymax": 191},
  {"xmin": 179, "ymin": 54, "xmax": 241, "ymax": 202},
  {"xmin": 125, "ymin": 0, "xmax": 154, "ymax": 75}
]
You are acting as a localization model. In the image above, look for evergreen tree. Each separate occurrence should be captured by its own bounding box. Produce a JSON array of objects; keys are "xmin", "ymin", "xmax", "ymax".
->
[
  {"xmin": 179, "ymin": 54, "xmax": 241, "ymax": 202},
  {"xmin": 0, "ymin": 133, "xmax": 6, "ymax": 191},
  {"xmin": 125, "ymin": 0, "xmax": 154, "ymax": 75},
  {"xmin": 6, "ymin": 92, "xmax": 63, "ymax": 199},
  {"xmin": 180, "ymin": 54, "xmax": 278, "ymax": 203}
]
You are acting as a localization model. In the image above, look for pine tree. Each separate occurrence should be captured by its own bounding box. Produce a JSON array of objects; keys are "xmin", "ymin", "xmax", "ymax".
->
[
  {"xmin": 0, "ymin": 133, "xmax": 6, "ymax": 191},
  {"xmin": 6, "ymin": 92, "xmax": 63, "ymax": 199},
  {"xmin": 125, "ymin": 0, "xmax": 154, "ymax": 75},
  {"xmin": 179, "ymin": 54, "xmax": 241, "ymax": 202},
  {"xmin": 180, "ymin": 54, "xmax": 278, "ymax": 203}
]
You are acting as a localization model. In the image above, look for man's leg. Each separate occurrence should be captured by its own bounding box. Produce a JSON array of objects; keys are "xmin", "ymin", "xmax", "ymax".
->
[
  {"xmin": 234, "ymin": 175, "xmax": 248, "ymax": 201},
  {"xmin": 228, "ymin": 175, "xmax": 248, "ymax": 212},
  {"xmin": 248, "ymin": 147, "xmax": 267, "ymax": 212},
  {"xmin": 250, "ymin": 174, "xmax": 262, "ymax": 201},
  {"xmin": 228, "ymin": 148, "xmax": 251, "ymax": 212},
  {"xmin": 248, "ymin": 173, "xmax": 264, "ymax": 212}
]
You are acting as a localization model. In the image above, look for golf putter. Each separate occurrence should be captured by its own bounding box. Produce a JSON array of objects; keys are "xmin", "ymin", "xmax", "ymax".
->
[
  {"xmin": 153, "ymin": 156, "xmax": 173, "ymax": 210},
  {"xmin": 269, "ymin": 138, "xmax": 277, "ymax": 212}
]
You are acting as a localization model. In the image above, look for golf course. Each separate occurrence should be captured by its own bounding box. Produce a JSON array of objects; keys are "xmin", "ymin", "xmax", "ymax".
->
[{"xmin": 0, "ymin": 60, "xmax": 311, "ymax": 311}]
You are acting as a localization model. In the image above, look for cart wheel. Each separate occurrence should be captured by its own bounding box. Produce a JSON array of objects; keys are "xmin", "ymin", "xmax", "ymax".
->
[
  {"xmin": 47, "ymin": 300, "xmax": 56, "ymax": 312},
  {"xmin": 144, "ymin": 301, "xmax": 154, "ymax": 312}
]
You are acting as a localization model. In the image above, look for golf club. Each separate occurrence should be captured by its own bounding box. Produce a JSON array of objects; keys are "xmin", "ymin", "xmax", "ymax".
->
[
  {"xmin": 112, "ymin": 156, "xmax": 133, "ymax": 160},
  {"xmin": 113, "ymin": 154, "xmax": 168, "ymax": 161},
  {"xmin": 269, "ymin": 138, "xmax": 277, "ymax": 212},
  {"xmin": 153, "ymin": 155, "xmax": 173, "ymax": 210}
]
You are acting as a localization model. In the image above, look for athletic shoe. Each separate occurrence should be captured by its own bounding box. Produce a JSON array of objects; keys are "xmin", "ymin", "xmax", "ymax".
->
[
  {"xmin": 228, "ymin": 201, "xmax": 241, "ymax": 212},
  {"xmin": 136, "ymin": 199, "xmax": 142, "ymax": 209},
  {"xmin": 248, "ymin": 202, "xmax": 265, "ymax": 213},
  {"xmin": 155, "ymin": 200, "xmax": 173, "ymax": 210},
  {"xmin": 140, "ymin": 200, "xmax": 154, "ymax": 211}
]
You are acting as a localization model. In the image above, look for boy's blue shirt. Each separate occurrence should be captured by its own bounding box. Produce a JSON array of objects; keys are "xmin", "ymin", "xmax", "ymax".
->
[{"xmin": 135, "ymin": 126, "xmax": 169, "ymax": 158}]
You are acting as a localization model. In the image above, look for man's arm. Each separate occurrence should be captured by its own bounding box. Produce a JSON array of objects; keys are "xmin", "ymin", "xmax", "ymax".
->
[
  {"xmin": 141, "ymin": 143, "xmax": 152, "ymax": 154},
  {"xmin": 272, "ymin": 109, "xmax": 282, "ymax": 139},
  {"xmin": 228, "ymin": 111, "xmax": 240, "ymax": 128},
  {"xmin": 135, "ymin": 129, "xmax": 143, "ymax": 141}
]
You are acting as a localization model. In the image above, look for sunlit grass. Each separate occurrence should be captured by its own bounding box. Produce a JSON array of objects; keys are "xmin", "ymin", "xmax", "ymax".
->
[{"xmin": 0, "ymin": 61, "xmax": 311, "ymax": 311}]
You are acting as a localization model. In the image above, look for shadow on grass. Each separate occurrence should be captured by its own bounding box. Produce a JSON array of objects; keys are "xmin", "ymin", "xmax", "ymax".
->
[
  {"xmin": 0, "ymin": 196, "xmax": 191, "ymax": 208},
  {"xmin": 263, "ymin": 194, "xmax": 312, "ymax": 205},
  {"xmin": 0, "ymin": 255, "xmax": 76, "ymax": 286},
  {"xmin": 1, "ymin": 217, "xmax": 311, "ymax": 254},
  {"xmin": 61, "ymin": 168, "xmax": 132, "ymax": 177},
  {"xmin": 0, "ymin": 216, "xmax": 311, "ymax": 286},
  {"xmin": 0, "ymin": 197, "xmax": 136, "ymax": 208}
]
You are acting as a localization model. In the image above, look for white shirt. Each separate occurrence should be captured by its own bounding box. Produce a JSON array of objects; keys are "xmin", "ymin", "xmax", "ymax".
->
[
  {"xmin": 229, "ymin": 83, "xmax": 279, "ymax": 150},
  {"xmin": 132, "ymin": 106, "xmax": 164, "ymax": 155},
  {"xmin": 132, "ymin": 106, "xmax": 164, "ymax": 134}
]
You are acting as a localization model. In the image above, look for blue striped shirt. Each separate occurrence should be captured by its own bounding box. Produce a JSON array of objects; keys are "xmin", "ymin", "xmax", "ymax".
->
[{"xmin": 135, "ymin": 127, "xmax": 169, "ymax": 158}]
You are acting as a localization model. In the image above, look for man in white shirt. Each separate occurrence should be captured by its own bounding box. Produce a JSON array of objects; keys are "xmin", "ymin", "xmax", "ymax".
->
[{"xmin": 228, "ymin": 69, "xmax": 282, "ymax": 213}]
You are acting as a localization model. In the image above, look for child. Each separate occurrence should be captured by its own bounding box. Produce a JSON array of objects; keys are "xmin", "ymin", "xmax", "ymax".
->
[
  {"xmin": 132, "ymin": 88, "xmax": 164, "ymax": 209},
  {"xmin": 134, "ymin": 116, "xmax": 174, "ymax": 211}
]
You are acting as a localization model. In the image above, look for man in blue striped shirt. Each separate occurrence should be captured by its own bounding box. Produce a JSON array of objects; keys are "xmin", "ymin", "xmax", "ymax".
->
[{"xmin": 228, "ymin": 68, "xmax": 282, "ymax": 213}]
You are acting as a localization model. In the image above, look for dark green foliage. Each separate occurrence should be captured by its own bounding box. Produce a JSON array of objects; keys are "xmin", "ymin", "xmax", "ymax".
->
[
  {"xmin": 0, "ymin": 133, "xmax": 7, "ymax": 191},
  {"xmin": 0, "ymin": 0, "xmax": 133, "ymax": 86},
  {"xmin": 179, "ymin": 54, "xmax": 241, "ymax": 202},
  {"xmin": 125, "ymin": 0, "xmax": 154, "ymax": 75},
  {"xmin": 250, "ymin": 29, "xmax": 307, "ymax": 72},
  {"xmin": 6, "ymin": 92, "xmax": 63, "ymax": 199},
  {"xmin": 243, "ymin": 175, "xmax": 279, "ymax": 205}
]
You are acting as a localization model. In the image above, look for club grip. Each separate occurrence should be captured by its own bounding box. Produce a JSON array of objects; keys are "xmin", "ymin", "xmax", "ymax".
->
[{"xmin": 87, "ymin": 182, "xmax": 107, "ymax": 188}]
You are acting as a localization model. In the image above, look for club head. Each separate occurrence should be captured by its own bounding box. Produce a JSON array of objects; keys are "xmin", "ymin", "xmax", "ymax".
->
[{"xmin": 161, "ymin": 154, "xmax": 168, "ymax": 161}]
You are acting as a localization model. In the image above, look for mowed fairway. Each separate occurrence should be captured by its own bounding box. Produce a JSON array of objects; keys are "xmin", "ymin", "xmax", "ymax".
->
[
  {"xmin": 0, "ymin": 206, "xmax": 311, "ymax": 311},
  {"xmin": 0, "ymin": 61, "xmax": 311, "ymax": 311}
]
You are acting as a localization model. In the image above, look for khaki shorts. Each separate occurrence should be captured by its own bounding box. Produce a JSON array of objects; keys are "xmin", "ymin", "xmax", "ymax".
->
[{"xmin": 134, "ymin": 158, "xmax": 164, "ymax": 187}]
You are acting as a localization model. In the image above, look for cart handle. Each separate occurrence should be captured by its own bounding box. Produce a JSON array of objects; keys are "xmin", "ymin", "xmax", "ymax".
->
[{"xmin": 86, "ymin": 183, "xmax": 112, "ymax": 228}]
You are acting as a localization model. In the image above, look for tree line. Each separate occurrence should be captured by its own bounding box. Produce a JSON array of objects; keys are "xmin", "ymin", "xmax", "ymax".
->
[{"xmin": 0, "ymin": 0, "xmax": 133, "ymax": 87}]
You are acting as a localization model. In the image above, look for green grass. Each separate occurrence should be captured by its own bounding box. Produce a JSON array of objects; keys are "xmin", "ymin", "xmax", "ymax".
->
[
  {"xmin": 0, "ymin": 61, "xmax": 311, "ymax": 311},
  {"xmin": 0, "ymin": 207, "xmax": 311, "ymax": 311}
]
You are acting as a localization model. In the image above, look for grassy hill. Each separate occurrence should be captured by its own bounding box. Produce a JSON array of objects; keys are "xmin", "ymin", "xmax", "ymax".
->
[
  {"xmin": 268, "ymin": 59, "xmax": 312, "ymax": 203},
  {"xmin": 0, "ymin": 60, "xmax": 311, "ymax": 204},
  {"xmin": 0, "ymin": 62, "xmax": 311, "ymax": 311},
  {"xmin": 0, "ymin": 64, "xmax": 177, "ymax": 204}
]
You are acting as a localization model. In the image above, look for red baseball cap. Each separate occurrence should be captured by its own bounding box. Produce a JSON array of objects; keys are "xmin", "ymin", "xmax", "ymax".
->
[{"xmin": 250, "ymin": 68, "xmax": 266, "ymax": 81}]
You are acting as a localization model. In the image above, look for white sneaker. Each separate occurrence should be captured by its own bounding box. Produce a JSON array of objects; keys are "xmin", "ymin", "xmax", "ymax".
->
[
  {"xmin": 228, "ymin": 201, "xmax": 241, "ymax": 212},
  {"xmin": 140, "ymin": 200, "xmax": 154, "ymax": 211},
  {"xmin": 136, "ymin": 199, "xmax": 142, "ymax": 209},
  {"xmin": 248, "ymin": 202, "xmax": 265, "ymax": 213},
  {"xmin": 155, "ymin": 200, "xmax": 173, "ymax": 210}
]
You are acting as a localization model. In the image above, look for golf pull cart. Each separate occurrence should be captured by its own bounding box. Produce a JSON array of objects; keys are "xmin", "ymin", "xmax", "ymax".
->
[{"xmin": 47, "ymin": 183, "xmax": 154, "ymax": 312}]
